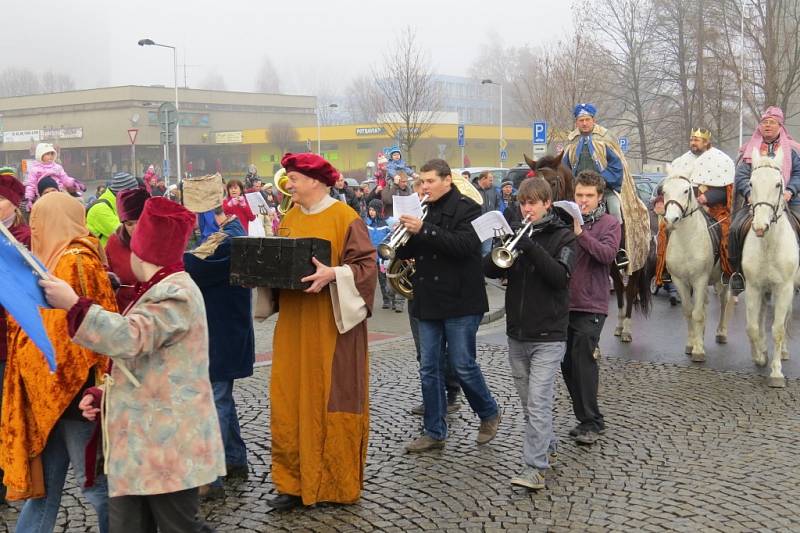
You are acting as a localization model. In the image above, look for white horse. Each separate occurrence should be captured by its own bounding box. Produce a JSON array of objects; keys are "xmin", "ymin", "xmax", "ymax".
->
[
  {"xmin": 662, "ymin": 173, "xmax": 732, "ymax": 362},
  {"xmin": 742, "ymin": 148, "xmax": 800, "ymax": 387}
]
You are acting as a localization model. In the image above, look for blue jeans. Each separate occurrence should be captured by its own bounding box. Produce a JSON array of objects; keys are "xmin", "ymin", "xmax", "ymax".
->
[
  {"xmin": 16, "ymin": 418, "xmax": 109, "ymax": 533},
  {"xmin": 418, "ymin": 314, "xmax": 498, "ymax": 440},
  {"xmin": 408, "ymin": 313, "xmax": 460, "ymax": 400},
  {"xmin": 508, "ymin": 339, "xmax": 566, "ymax": 471},
  {"xmin": 211, "ymin": 380, "xmax": 247, "ymax": 468},
  {"xmin": 481, "ymin": 238, "xmax": 493, "ymax": 257}
]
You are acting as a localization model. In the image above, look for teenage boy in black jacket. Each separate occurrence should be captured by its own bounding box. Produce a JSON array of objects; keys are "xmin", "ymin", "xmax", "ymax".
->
[{"xmin": 484, "ymin": 177, "xmax": 576, "ymax": 491}]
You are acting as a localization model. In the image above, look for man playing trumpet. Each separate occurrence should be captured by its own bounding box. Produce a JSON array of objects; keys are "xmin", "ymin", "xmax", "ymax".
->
[
  {"xmin": 483, "ymin": 177, "xmax": 576, "ymax": 490},
  {"xmin": 397, "ymin": 159, "xmax": 501, "ymax": 452}
]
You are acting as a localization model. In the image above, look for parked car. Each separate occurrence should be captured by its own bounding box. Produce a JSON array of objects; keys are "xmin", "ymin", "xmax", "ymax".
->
[{"xmin": 451, "ymin": 167, "xmax": 509, "ymax": 189}]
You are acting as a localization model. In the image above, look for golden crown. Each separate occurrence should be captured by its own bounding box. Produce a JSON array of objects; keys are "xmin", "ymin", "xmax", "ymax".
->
[{"xmin": 690, "ymin": 128, "xmax": 712, "ymax": 141}]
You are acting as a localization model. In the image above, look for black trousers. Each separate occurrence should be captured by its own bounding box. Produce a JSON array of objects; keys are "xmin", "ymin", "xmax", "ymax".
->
[
  {"xmin": 561, "ymin": 311, "xmax": 605, "ymax": 432},
  {"xmin": 728, "ymin": 208, "xmax": 750, "ymax": 274},
  {"xmin": 109, "ymin": 488, "xmax": 215, "ymax": 533}
]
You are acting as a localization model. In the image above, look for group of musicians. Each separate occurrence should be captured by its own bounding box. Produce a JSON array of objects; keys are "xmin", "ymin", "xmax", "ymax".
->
[{"xmin": 265, "ymin": 103, "xmax": 799, "ymax": 511}]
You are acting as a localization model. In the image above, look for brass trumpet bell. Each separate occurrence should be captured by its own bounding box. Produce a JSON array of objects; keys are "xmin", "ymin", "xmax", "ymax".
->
[{"xmin": 274, "ymin": 168, "xmax": 293, "ymax": 215}]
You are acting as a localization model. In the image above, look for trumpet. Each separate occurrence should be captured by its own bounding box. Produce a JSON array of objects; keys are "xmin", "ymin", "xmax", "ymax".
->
[
  {"xmin": 491, "ymin": 217, "xmax": 534, "ymax": 268},
  {"xmin": 377, "ymin": 194, "xmax": 429, "ymax": 260},
  {"xmin": 274, "ymin": 168, "xmax": 293, "ymax": 215}
]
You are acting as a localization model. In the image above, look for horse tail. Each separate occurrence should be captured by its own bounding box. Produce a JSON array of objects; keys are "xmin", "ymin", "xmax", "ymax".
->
[{"xmin": 634, "ymin": 247, "xmax": 656, "ymax": 317}]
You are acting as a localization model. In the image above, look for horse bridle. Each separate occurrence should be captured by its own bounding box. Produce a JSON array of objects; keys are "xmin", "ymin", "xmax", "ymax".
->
[
  {"xmin": 663, "ymin": 175, "xmax": 701, "ymax": 221},
  {"xmin": 749, "ymin": 176, "xmax": 785, "ymax": 229}
]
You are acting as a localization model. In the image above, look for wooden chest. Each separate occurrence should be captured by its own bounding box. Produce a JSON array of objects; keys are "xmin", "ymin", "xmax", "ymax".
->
[{"xmin": 229, "ymin": 236, "xmax": 332, "ymax": 290}]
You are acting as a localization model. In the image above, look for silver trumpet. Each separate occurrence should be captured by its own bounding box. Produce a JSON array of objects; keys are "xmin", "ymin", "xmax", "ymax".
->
[
  {"xmin": 491, "ymin": 217, "xmax": 534, "ymax": 268},
  {"xmin": 377, "ymin": 194, "xmax": 429, "ymax": 260}
]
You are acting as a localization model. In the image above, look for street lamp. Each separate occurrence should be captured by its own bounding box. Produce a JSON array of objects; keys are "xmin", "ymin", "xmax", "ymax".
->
[
  {"xmin": 482, "ymin": 79, "xmax": 504, "ymax": 167},
  {"xmin": 139, "ymin": 38, "xmax": 181, "ymax": 185},
  {"xmin": 316, "ymin": 103, "xmax": 339, "ymax": 155}
]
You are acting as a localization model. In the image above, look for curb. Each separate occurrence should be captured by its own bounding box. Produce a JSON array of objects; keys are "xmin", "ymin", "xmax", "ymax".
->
[{"xmin": 481, "ymin": 308, "xmax": 506, "ymax": 325}]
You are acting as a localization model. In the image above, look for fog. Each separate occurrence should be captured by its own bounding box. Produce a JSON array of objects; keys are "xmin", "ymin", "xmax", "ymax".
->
[{"xmin": 4, "ymin": 0, "xmax": 575, "ymax": 96}]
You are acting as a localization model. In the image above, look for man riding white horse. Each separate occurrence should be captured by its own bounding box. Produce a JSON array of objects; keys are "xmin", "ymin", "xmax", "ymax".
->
[
  {"xmin": 728, "ymin": 106, "xmax": 800, "ymax": 294},
  {"xmin": 563, "ymin": 103, "xmax": 649, "ymax": 271},
  {"xmin": 656, "ymin": 128, "xmax": 735, "ymax": 287}
]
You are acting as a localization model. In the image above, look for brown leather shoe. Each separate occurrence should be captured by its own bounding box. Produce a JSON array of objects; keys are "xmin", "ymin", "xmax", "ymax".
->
[
  {"xmin": 476, "ymin": 413, "xmax": 501, "ymax": 444},
  {"xmin": 405, "ymin": 435, "xmax": 445, "ymax": 453}
]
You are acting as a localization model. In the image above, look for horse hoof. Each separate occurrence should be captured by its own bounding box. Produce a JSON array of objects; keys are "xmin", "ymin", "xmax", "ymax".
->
[
  {"xmin": 690, "ymin": 353, "xmax": 705, "ymax": 363},
  {"xmin": 620, "ymin": 333, "xmax": 632, "ymax": 343},
  {"xmin": 753, "ymin": 355, "xmax": 767, "ymax": 367},
  {"xmin": 767, "ymin": 376, "xmax": 786, "ymax": 388},
  {"xmin": 715, "ymin": 335, "xmax": 727, "ymax": 344},
  {"xmin": 781, "ymin": 352, "xmax": 790, "ymax": 361},
  {"xmin": 685, "ymin": 345, "xmax": 693, "ymax": 355},
  {"xmin": 614, "ymin": 327, "xmax": 622, "ymax": 337}
]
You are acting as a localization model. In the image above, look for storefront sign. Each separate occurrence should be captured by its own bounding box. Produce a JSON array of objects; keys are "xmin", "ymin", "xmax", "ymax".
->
[
  {"xmin": 2, "ymin": 130, "xmax": 41, "ymax": 144},
  {"xmin": 355, "ymin": 127, "xmax": 385, "ymax": 136},
  {"xmin": 215, "ymin": 131, "xmax": 243, "ymax": 144},
  {"xmin": 41, "ymin": 127, "xmax": 83, "ymax": 140}
]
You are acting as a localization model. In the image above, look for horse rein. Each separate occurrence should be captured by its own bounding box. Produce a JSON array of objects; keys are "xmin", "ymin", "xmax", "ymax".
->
[
  {"xmin": 749, "ymin": 173, "xmax": 785, "ymax": 231},
  {"xmin": 663, "ymin": 175, "xmax": 701, "ymax": 222}
]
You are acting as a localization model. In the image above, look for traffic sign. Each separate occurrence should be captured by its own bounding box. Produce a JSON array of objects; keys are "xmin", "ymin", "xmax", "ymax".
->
[
  {"xmin": 499, "ymin": 138, "xmax": 508, "ymax": 150},
  {"xmin": 163, "ymin": 159, "xmax": 170, "ymax": 178},
  {"xmin": 619, "ymin": 137, "xmax": 629, "ymax": 152},
  {"xmin": 127, "ymin": 128, "xmax": 138, "ymax": 145},
  {"xmin": 457, "ymin": 124, "xmax": 465, "ymax": 147},
  {"xmin": 533, "ymin": 144, "xmax": 547, "ymax": 156},
  {"xmin": 533, "ymin": 121, "xmax": 548, "ymax": 145},
  {"xmin": 500, "ymin": 149, "xmax": 508, "ymax": 162}
]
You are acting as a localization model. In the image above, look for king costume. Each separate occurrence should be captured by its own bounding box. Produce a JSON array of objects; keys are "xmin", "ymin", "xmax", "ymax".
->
[{"xmin": 256, "ymin": 152, "xmax": 377, "ymax": 506}]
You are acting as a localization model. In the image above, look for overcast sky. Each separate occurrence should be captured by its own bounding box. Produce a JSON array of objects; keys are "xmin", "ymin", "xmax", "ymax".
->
[{"xmin": 7, "ymin": 0, "xmax": 576, "ymax": 96}]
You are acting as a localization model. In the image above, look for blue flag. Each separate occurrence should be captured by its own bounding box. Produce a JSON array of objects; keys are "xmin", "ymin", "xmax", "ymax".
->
[{"xmin": 0, "ymin": 231, "xmax": 56, "ymax": 371}]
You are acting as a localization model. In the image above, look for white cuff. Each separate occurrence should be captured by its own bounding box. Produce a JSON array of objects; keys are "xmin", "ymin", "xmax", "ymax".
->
[{"xmin": 329, "ymin": 265, "xmax": 368, "ymax": 333}]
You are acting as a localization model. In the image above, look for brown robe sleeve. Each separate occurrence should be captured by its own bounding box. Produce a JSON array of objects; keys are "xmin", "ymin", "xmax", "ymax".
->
[{"xmin": 330, "ymin": 218, "xmax": 378, "ymax": 332}]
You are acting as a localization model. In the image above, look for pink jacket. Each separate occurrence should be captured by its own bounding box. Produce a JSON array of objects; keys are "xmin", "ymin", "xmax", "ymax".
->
[{"xmin": 25, "ymin": 161, "xmax": 85, "ymax": 209}]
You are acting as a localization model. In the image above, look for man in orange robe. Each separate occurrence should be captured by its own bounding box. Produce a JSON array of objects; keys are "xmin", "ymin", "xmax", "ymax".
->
[{"xmin": 256, "ymin": 153, "xmax": 377, "ymax": 511}]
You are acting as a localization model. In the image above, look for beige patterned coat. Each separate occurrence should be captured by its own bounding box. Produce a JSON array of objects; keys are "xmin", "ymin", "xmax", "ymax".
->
[{"xmin": 72, "ymin": 271, "xmax": 226, "ymax": 497}]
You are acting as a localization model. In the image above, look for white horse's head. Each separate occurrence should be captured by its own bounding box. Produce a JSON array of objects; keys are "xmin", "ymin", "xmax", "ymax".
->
[
  {"xmin": 750, "ymin": 147, "xmax": 784, "ymax": 237},
  {"xmin": 662, "ymin": 169, "xmax": 695, "ymax": 227}
]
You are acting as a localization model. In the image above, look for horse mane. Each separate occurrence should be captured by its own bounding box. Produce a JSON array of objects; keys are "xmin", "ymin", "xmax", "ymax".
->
[{"xmin": 523, "ymin": 152, "xmax": 575, "ymax": 201}]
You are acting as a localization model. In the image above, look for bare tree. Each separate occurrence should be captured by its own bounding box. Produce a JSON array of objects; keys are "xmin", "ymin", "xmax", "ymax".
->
[
  {"xmin": 0, "ymin": 67, "xmax": 41, "ymax": 97},
  {"xmin": 268, "ymin": 122, "xmax": 299, "ymax": 155},
  {"xmin": 255, "ymin": 56, "xmax": 281, "ymax": 93},
  {"xmin": 345, "ymin": 74, "xmax": 384, "ymax": 123},
  {"xmin": 198, "ymin": 71, "xmax": 227, "ymax": 91},
  {"xmin": 40, "ymin": 70, "xmax": 75, "ymax": 94},
  {"xmin": 372, "ymin": 27, "xmax": 441, "ymax": 164}
]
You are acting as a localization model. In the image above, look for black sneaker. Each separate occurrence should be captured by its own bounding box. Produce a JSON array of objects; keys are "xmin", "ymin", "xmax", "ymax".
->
[
  {"xmin": 615, "ymin": 249, "xmax": 629, "ymax": 268},
  {"xmin": 381, "ymin": 302, "xmax": 390, "ymax": 309},
  {"xmin": 574, "ymin": 431, "xmax": 600, "ymax": 445},
  {"xmin": 730, "ymin": 273, "xmax": 745, "ymax": 295}
]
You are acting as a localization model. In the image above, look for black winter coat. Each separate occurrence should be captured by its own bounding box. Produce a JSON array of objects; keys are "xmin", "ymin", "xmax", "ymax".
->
[
  {"xmin": 483, "ymin": 207, "xmax": 577, "ymax": 342},
  {"xmin": 397, "ymin": 188, "xmax": 489, "ymax": 320},
  {"xmin": 184, "ymin": 219, "xmax": 256, "ymax": 382}
]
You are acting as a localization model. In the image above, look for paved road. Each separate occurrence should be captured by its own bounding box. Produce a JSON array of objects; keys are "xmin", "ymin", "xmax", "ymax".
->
[
  {"xmin": 480, "ymin": 288, "xmax": 800, "ymax": 382},
  {"xmin": 5, "ymin": 332, "xmax": 800, "ymax": 532}
]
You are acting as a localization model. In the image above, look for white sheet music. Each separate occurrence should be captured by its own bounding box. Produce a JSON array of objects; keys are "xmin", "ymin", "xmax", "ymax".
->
[
  {"xmin": 392, "ymin": 194, "xmax": 424, "ymax": 219},
  {"xmin": 553, "ymin": 200, "xmax": 584, "ymax": 226},
  {"xmin": 245, "ymin": 192, "xmax": 270, "ymax": 215},
  {"xmin": 471, "ymin": 211, "xmax": 513, "ymax": 242}
]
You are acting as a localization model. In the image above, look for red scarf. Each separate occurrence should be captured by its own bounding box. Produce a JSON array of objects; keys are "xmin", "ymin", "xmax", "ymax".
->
[{"xmin": 124, "ymin": 262, "xmax": 185, "ymax": 314}]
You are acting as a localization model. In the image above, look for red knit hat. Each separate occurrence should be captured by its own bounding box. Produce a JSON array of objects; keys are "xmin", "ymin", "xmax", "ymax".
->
[
  {"xmin": 130, "ymin": 197, "xmax": 196, "ymax": 266},
  {"xmin": 0, "ymin": 170, "xmax": 24, "ymax": 205},
  {"xmin": 117, "ymin": 187, "xmax": 150, "ymax": 222},
  {"xmin": 281, "ymin": 152, "xmax": 339, "ymax": 186}
]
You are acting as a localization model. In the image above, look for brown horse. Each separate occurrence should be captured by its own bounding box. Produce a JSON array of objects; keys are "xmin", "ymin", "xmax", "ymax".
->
[
  {"xmin": 524, "ymin": 152, "xmax": 574, "ymax": 201},
  {"xmin": 526, "ymin": 151, "xmax": 653, "ymax": 343}
]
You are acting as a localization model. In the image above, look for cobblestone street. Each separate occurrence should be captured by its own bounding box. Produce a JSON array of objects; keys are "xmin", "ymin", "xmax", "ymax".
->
[{"xmin": 3, "ymin": 336, "xmax": 800, "ymax": 532}]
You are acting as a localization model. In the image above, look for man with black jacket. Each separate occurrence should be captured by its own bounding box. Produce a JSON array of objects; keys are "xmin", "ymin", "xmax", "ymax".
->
[
  {"xmin": 398, "ymin": 159, "xmax": 501, "ymax": 452},
  {"xmin": 484, "ymin": 177, "xmax": 576, "ymax": 491}
]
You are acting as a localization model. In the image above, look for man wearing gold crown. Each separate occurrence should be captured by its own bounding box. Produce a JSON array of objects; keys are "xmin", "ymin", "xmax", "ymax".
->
[{"xmin": 655, "ymin": 128, "xmax": 735, "ymax": 286}]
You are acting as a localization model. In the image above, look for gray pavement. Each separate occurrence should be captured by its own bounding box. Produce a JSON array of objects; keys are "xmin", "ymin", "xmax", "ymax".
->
[{"xmin": 5, "ymin": 329, "xmax": 800, "ymax": 531}]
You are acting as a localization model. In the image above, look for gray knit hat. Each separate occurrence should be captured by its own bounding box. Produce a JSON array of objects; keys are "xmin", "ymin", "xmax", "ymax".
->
[{"xmin": 109, "ymin": 172, "xmax": 139, "ymax": 193}]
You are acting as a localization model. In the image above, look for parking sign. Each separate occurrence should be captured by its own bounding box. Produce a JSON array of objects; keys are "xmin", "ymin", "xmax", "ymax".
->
[
  {"xmin": 457, "ymin": 124, "xmax": 465, "ymax": 147},
  {"xmin": 619, "ymin": 137, "xmax": 629, "ymax": 152},
  {"xmin": 533, "ymin": 121, "xmax": 547, "ymax": 145}
]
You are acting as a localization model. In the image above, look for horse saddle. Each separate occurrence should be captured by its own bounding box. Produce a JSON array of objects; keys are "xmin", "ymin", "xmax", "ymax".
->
[{"xmin": 734, "ymin": 208, "xmax": 800, "ymax": 250}]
